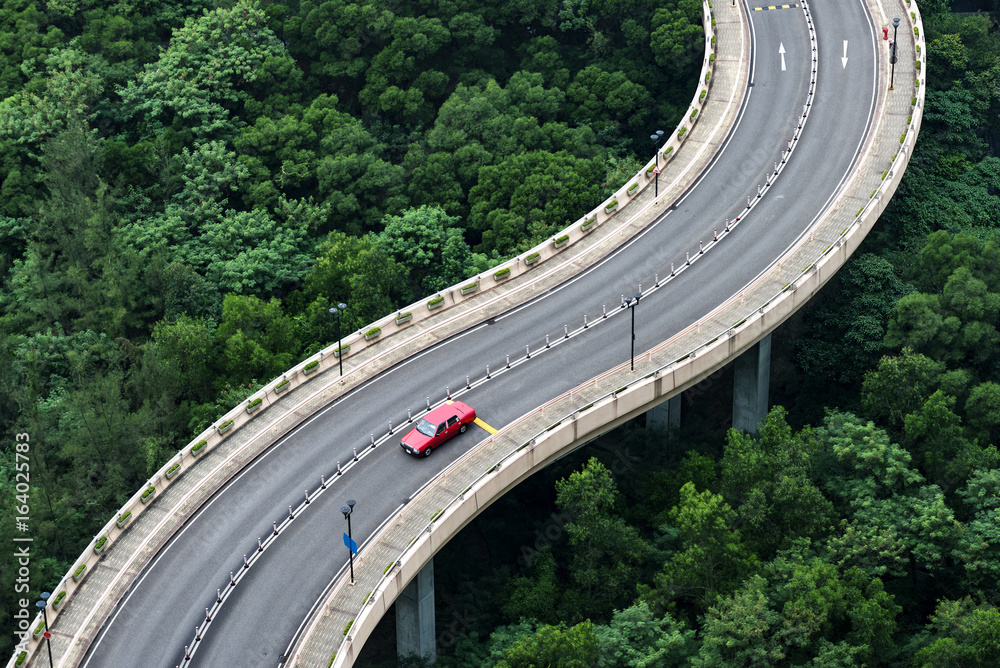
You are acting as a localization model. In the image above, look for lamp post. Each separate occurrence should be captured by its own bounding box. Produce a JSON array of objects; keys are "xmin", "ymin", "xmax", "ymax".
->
[
  {"xmin": 329, "ymin": 302, "xmax": 348, "ymax": 376},
  {"xmin": 624, "ymin": 291, "xmax": 642, "ymax": 371},
  {"xmin": 890, "ymin": 17, "xmax": 900, "ymax": 90},
  {"xmin": 341, "ymin": 499, "xmax": 356, "ymax": 585},
  {"xmin": 35, "ymin": 593, "xmax": 53, "ymax": 668},
  {"xmin": 650, "ymin": 130, "xmax": 664, "ymax": 197}
]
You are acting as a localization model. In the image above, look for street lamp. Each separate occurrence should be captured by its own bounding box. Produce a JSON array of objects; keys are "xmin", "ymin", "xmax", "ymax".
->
[
  {"xmin": 35, "ymin": 593, "xmax": 53, "ymax": 668},
  {"xmin": 329, "ymin": 302, "xmax": 348, "ymax": 376},
  {"xmin": 624, "ymin": 291, "xmax": 642, "ymax": 371},
  {"xmin": 340, "ymin": 499, "xmax": 357, "ymax": 585},
  {"xmin": 890, "ymin": 17, "xmax": 900, "ymax": 90},
  {"xmin": 650, "ymin": 131, "xmax": 665, "ymax": 197}
]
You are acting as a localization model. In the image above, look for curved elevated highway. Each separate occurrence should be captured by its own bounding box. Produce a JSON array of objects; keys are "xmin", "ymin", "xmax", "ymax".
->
[{"xmin": 13, "ymin": 0, "xmax": 925, "ymax": 665}]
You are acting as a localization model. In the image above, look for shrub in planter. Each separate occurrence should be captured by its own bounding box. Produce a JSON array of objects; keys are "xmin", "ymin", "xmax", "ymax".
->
[
  {"xmin": 53, "ymin": 591, "xmax": 66, "ymax": 608},
  {"xmin": 117, "ymin": 511, "xmax": 132, "ymax": 529},
  {"xmin": 699, "ymin": 89, "xmax": 706, "ymax": 101},
  {"xmin": 333, "ymin": 345, "xmax": 351, "ymax": 357},
  {"xmin": 525, "ymin": 252, "xmax": 541, "ymax": 265},
  {"xmin": 33, "ymin": 621, "xmax": 45, "ymax": 639},
  {"xmin": 395, "ymin": 312, "xmax": 412, "ymax": 325},
  {"xmin": 460, "ymin": 283, "xmax": 478, "ymax": 295},
  {"xmin": 689, "ymin": 109, "xmax": 698, "ymax": 120},
  {"xmin": 678, "ymin": 126, "xmax": 687, "ymax": 139},
  {"xmin": 664, "ymin": 146, "xmax": 674, "ymax": 157},
  {"xmin": 73, "ymin": 563, "xmax": 87, "ymax": 581},
  {"xmin": 218, "ymin": 419, "xmax": 234, "ymax": 434},
  {"xmin": 303, "ymin": 360, "xmax": 320, "ymax": 374},
  {"xmin": 709, "ymin": 53, "xmax": 715, "ymax": 63},
  {"xmin": 246, "ymin": 397, "xmax": 263, "ymax": 414},
  {"xmin": 16, "ymin": 651, "xmax": 27, "ymax": 666},
  {"xmin": 581, "ymin": 217, "xmax": 596, "ymax": 231},
  {"xmin": 428, "ymin": 296, "xmax": 445, "ymax": 309},
  {"xmin": 192, "ymin": 439, "xmax": 207, "ymax": 456},
  {"xmin": 94, "ymin": 536, "xmax": 107, "ymax": 554},
  {"xmin": 274, "ymin": 378, "xmax": 290, "ymax": 393},
  {"xmin": 493, "ymin": 267, "xmax": 511, "ymax": 280},
  {"xmin": 553, "ymin": 235, "xmax": 569, "ymax": 248},
  {"xmin": 627, "ymin": 182, "xmax": 638, "ymax": 195},
  {"xmin": 604, "ymin": 199, "xmax": 619, "ymax": 213},
  {"xmin": 141, "ymin": 485, "xmax": 155, "ymax": 503},
  {"xmin": 166, "ymin": 462, "xmax": 180, "ymax": 479},
  {"xmin": 705, "ymin": 70, "xmax": 712, "ymax": 82},
  {"xmin": 344, "ymin": 620, "xmax": 354, "ymax": 636},
  {"xmin": 364, "ymin": 327, "xmax": 381, "ymax": 341},
  {"xmin": 646, "ymin": 163, "xmax": 655, "ymax": 174}
]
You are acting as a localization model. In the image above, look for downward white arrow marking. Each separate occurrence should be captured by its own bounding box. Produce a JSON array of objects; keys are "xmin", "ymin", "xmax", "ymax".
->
[
  {"xmin": 779, "ymin": 42, "xmax": 786, "ymax": 71},
  {"xmin": 842, "ymin": 40, "xmax": 849, "ymax": 68}
]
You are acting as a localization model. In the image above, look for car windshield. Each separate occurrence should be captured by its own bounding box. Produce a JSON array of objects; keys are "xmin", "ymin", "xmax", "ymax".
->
[{"xmin": 416, "ymin": 419, "xmax": 436, "ymax": 437}]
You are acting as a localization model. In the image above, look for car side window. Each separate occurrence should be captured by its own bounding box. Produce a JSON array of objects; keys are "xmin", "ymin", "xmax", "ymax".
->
[
  {"xmin": 436, "ymin": 423, "xmax": 446, "ymax": 435},
  {"xmin": 448, "ymin": 416, "xmax": 459, "ymax": 426}
]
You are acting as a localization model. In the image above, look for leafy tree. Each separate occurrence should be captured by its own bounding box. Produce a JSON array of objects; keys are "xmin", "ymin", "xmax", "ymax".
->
[
  {"xmin": 119, "ymin": 0, "xmax": 294, "ymax": 140},
  {"xmin": 690, "ymin": 575, "xmax": 785, "ymax": 667},
  {"xmin": 296, "ymin": 231, "xmax": 409, "ymax": 333},
  {"xmin": 649, "ymin": 481, "xmax": 759, "ymax": 608},
  {"xmin": 554, "ymin": 458, "xmax": 650, "ymax": 620},
  {"xmin": 650, "ymin": 6, "xmax": 703, "ymax": 71},
  {"xmin": 377, "ymin": 205, "xmax": 481, "ymax": 298},
  {"xmin": 594, "ymin": 601, "xmax": 695, "ymax": 668},
  {"xmin": 861, "ymin": 349, "xmax": 945, "ymax": 427},
  {"xmin": 912, "ymin": 598, "xmax": 1000, "ymax": 667},
  {"xmin": 797, "ymin": 253, "xmax": 911, "ymax": 385},
  {"xmin": 954, "ymin": 469, "xmax": 1000, "ymax": 592},
  {"xmin": 215, "ymin": 294, "xmax": 299, "ymax": 388},
  {"xmin": 496, "ymin": 621, "xmax": 600, "ymax": 668},
  {"xmin": 966, "ymin": 382, "xmax": 1000, "ymax": 447},
  {"xmin": 500, "ymin": 549, "xmax": 560, "ymax": 625},
  {"xmin": 720, "ymin": 408, "xmax": 835, "ymax": 557},
  {"xmin": 468, "ymin": 149, "xmax": 604, "ymax": 255}
]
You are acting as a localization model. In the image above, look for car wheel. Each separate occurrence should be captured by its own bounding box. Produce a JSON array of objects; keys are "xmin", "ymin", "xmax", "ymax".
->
[
  {"xmin": 422, "ymin": 447, "xmax": 433, "ymax": 457},
  {"xmin": 460, "ymin": 424, "xmax": 468, "ymax": 433}
]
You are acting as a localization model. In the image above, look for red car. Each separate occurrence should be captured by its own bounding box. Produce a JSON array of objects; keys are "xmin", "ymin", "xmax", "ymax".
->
[{"xmin": 400, "ymin": 401, "xmax": 477, "ymax": 457}]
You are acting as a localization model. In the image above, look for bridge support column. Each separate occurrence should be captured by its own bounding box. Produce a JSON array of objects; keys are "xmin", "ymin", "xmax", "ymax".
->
[
  {"xmin": 396, "ymin": 557, "xmax": 435, "ymax": 663},
  {"xmin": 732, "ymin": 333, "xmax": 771, "ymax": 433},
  {"xmin": 647, "ymin": 394, "xmax": 681, "ymax": 432}
]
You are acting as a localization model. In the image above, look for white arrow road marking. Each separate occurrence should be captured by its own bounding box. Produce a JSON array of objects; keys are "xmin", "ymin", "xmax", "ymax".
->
[
  {"xmin": 779, "ymin": 42, "xmax": 786, "ymax": 71},
  {"xmin": 842, "ymin": 40, "xmax": 849, "ymax": 68}
]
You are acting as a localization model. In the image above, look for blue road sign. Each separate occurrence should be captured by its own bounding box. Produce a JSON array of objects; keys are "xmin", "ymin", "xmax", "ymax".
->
[{"xmin": 343, "ymin": 533, "xmax": 358, "ymax": 555}]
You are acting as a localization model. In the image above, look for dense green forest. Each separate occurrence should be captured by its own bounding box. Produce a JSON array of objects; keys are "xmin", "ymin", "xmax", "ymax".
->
[
  {"xmin": 351, "ymin": 3, "xmax": 1000, "ymax": 667},
  {"xmin": 0, "ymin": 0, "xmax": 705, "ymax": 654},
  {"xmin": 1, "ymin": 0, "xmax": 998, "ymax": 663}
]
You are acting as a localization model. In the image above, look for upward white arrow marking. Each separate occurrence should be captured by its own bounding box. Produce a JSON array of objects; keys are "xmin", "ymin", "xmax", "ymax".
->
[
  {"xmin": 842, "ymin": 40, "xmax": 849, "ymax": 68},
  {"xmin": 779, "ymin": 42, "xmax": 786, "ymax": 71}
]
